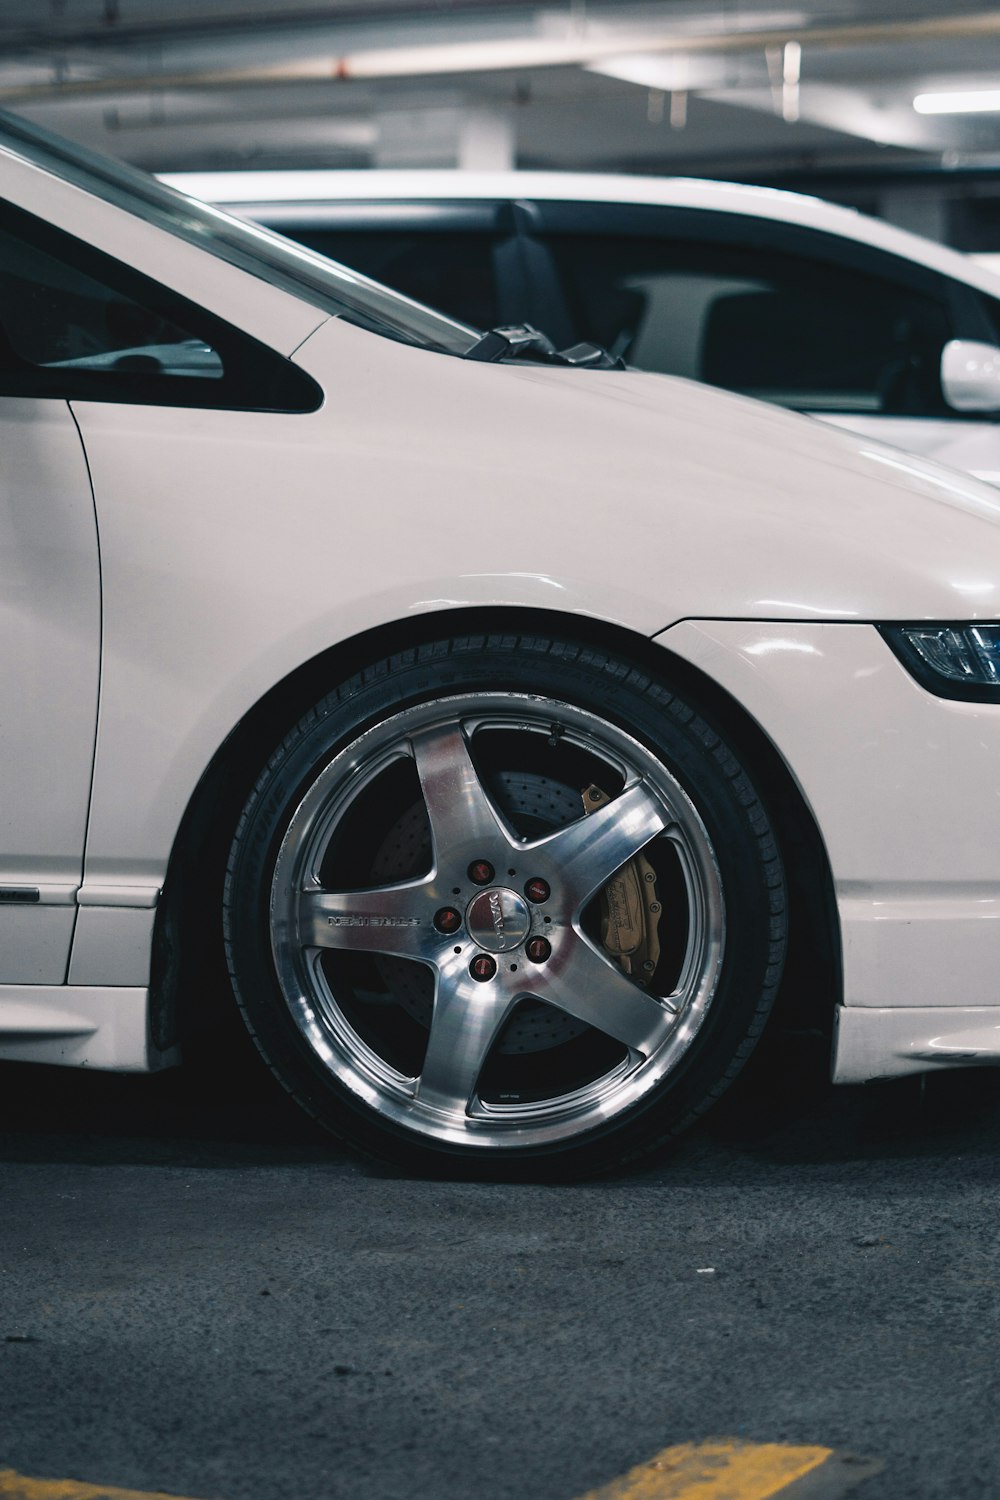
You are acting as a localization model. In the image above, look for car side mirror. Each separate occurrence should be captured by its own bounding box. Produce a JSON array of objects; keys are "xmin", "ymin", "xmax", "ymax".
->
[{"xmin": 941, "ymin": 338, "xmax": 1000, "ymax": 413}]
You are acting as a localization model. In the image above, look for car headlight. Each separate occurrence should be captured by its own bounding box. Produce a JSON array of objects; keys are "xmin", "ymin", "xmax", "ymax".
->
[{"xmin": 879, "ymin": 623, "xmax": 1000, "ymax": 702}]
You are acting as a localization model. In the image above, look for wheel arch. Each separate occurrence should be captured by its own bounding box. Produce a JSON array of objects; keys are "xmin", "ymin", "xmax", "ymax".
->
[{"xmin": 149, "ymin": 606, "xmax": 840, "ymax": 1056}]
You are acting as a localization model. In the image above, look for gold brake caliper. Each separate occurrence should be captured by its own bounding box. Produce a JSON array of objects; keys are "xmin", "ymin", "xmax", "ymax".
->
[{"xmin": 582, "ymin": 784, "xmax": 662, "ymax": 985}]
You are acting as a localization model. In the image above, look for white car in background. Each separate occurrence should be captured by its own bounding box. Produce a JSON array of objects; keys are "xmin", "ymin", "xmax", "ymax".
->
[
  {"xmin": 5, "ymin": 112, "xmax": 1000, "ymax": 1177},
  {"xmin": 166, "ymin": 167, "xmax": 1000, "ymax": 487}
]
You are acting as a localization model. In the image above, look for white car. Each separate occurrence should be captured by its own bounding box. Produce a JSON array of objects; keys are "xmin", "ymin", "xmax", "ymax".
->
[
  {"xmin": 5, "ymin": 113, "xmax": 1000, "ymax": 1178},
  {"xmin": 165, "ymin": 167, "xmax": 1000, "ymax": 488}
]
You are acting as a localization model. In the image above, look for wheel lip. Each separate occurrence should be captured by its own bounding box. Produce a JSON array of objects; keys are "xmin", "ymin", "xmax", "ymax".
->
[{"xmin": 268, "ymin": 691, "xmax": 726, "ymax": 1153}]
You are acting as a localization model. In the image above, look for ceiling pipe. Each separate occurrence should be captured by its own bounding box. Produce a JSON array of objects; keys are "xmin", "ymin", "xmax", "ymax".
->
[
  {"xmin": 0, "ymin": 0, "xmax": 543, "ymax": 52},
  {"xmin": 4, "ymin": 11, "xmax": 1000, "ymax": 103}
]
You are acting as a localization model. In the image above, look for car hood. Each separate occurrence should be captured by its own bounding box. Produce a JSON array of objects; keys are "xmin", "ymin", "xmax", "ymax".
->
[{"xmin": 295, "ymin": 317, "xmax": 1000, "ymax": 631}]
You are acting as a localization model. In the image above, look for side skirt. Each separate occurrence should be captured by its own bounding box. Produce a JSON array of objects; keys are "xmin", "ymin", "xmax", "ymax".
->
[{"xmin": 0, "ymin": 985, "xmax": 177, "ymax": 1071}]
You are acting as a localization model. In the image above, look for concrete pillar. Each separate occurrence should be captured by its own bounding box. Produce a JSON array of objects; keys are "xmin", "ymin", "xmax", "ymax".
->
[
  {"xmin": 458, "ymin": 108, "xmax": 515, "ymax": 171},
  {"xmin": 879, "ymin": 188, "xmax": 949, "ymax": 245},
  {"xmin": 375, "ymin": 104, "xmax": 513, "ymax": 169}
]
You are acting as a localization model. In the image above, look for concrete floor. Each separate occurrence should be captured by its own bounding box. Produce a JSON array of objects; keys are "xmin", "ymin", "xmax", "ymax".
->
[{"xmin": 1, "ymin": 1024, "xmax": 998, "ymax": 1500}]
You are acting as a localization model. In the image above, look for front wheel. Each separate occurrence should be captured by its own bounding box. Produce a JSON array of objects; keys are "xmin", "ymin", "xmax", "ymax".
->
[{"xmin": 224, "ymin": 635, "xmax": 786, "ymax": 1176}]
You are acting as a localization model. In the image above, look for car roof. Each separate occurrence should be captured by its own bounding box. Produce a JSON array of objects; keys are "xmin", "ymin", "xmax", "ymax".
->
[{"xmin": 161, "ymin": 167, "xmax": 1000, "ymax": 304}]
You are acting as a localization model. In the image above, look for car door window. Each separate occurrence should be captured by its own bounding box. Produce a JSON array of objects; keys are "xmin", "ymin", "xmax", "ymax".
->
[
  {"xmin": 3, "ymin": 231, "xmax": 223, "ymax": 379},
  {"xmin": 0, "ymin": 198, "xmax": 319, "ymax": 411},
  {"xmin": 536, "ymin": 207, "xmax": 956, "ymax": 417}
]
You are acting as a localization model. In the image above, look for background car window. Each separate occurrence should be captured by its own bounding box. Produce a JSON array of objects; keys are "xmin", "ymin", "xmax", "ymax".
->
[
  {"xmin": 267, "ymin": 227, "xmax": 503, "ymax": 332},
  {"xmin": 972, "ymin": 290, "xmax": 1000, "ymax": 350},
  {"xmin": 0, "ymin": 220, "xmax": 223, "ymax": 379},
  {"xmin": 539, "ymin": 230, "xmax": 954, "ymax": 416}
]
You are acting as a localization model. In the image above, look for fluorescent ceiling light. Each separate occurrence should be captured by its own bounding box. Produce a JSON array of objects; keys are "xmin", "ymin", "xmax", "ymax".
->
[{"xmin": 914, "ymin": 88, "xmax": 1000, "ymax": 114}]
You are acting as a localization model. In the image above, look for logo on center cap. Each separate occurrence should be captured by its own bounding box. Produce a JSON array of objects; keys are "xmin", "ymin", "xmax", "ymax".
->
[{"xmin": 466, "ymin": 887, "xmax": 531, "ymax": 954}]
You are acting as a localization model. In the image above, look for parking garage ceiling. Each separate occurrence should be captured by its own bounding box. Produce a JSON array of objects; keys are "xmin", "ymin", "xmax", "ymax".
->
[{"xmin": 3, "ymin": 1, "xmax": 1000, "ymax": 182}]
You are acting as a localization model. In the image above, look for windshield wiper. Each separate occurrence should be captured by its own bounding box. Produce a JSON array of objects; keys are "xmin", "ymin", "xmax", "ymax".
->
[{"xmin": 465, "ymin": 324, "xmax": 625, "ymax": 370}]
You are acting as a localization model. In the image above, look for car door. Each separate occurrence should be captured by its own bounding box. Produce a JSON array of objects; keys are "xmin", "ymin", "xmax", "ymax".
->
[
  {"xmin": 0, "ymin": 208, "xmax": 101, "ymax": 981},
  {"xmin": 0, "ymin": 192, "xmax": 323, "ymax": 994},
  {"xmin": 530, "ymin": 200, "xmax": 1000, "ymax": 484}
]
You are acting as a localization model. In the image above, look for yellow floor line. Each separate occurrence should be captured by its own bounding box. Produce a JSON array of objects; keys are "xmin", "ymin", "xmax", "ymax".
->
[
  {"xmin": 0, "ymin": 1471, "xmax": 213, "ymax": 1500},
  {"xmin": 571, "ymin": 1439, "xmax": 834, "ymax": 1500},
  {"xmin": 0, "ymin": 1441, "xmax": 871, "ymax": 1500}
]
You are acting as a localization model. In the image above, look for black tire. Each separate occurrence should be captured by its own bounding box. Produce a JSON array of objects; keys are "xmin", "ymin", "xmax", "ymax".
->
[{"xmin": 223, "ymin": 634, "xmax": 786, "ymax": 1177}]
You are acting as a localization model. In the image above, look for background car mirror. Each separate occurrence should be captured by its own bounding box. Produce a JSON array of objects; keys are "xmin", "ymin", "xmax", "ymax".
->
[{"xmin": 940, "ymin": 338, "xmax": 1000, "ymax": 412}]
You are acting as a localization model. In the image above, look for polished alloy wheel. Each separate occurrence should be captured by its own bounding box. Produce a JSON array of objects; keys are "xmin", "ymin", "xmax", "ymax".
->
[
  {"xmin": 268, "ymin": 693, "xmax": 725, "ymax": 1150},
  {"xmin": 225, "ymin": 637, "xmax": 785, "ymax": 1174}
]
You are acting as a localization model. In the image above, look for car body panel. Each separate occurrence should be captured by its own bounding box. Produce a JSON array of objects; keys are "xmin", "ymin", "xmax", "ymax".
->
[
  {"xmin": 71, "ymin": 310, "xmax": 1000, "ymax": 902},
  {"xmin": 662, "ymin": 619, "xmax": 1000, "ymax": 1013},
  {"xmin": 820, "ymin": 412, "xmax": 1000, "ymax": 488}
]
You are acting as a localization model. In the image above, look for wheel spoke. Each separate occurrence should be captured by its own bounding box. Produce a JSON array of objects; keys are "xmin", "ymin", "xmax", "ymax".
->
[
  {"xmin": 415, "ymin": 961, "xmax": 514, "ymax": 1116},
  {"xmin": 529, "ymin": 938, "xmax": 676, "ymax": 1056},
  {"xmin": 298, "ymin": 884, "xmax": 435, "ymax": 960},
  {"xmin": 527, "ymin": 781, "xmax": 670, "ymax": 911},
  {"xmin": 409, "ymin": 721, "xmax": 514, "ymax": 868}
]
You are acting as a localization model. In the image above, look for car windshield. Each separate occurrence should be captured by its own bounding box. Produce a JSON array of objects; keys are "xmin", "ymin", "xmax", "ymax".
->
[{"xmin": 0, "ymin": 110, "xmax": 481, "ymax": 357}]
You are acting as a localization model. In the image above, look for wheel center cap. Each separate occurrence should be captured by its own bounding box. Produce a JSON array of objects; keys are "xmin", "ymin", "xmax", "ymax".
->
[{"xmin": 466, "ymin": 887, "xmax": 531, "ymax": 954}]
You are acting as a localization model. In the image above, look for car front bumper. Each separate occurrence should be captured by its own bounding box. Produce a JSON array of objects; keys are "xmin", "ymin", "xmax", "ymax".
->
[{"xmin": 660, "ymin": 619, "xmax": 1000, "ymax": 1082}]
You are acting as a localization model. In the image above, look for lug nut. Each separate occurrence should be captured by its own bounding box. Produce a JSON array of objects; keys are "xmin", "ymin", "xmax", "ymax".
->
[
  {"xmin": 434, "ymin": 907, "xmax": 462, "ymax": 934},
  {"xmin": 526, "ymin": 937, "xmax": 551, "ymax": 963},
  {"xmin": 468, "ymin": 860, "xmax": 495, "ymax": 886},
  {"xmin": 525, "ymin": 878, "xmax": 550, "ymax": 903},
  {"xmin": 470, "ymin": 954, "xmax": 497, "ymax": 982}
]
